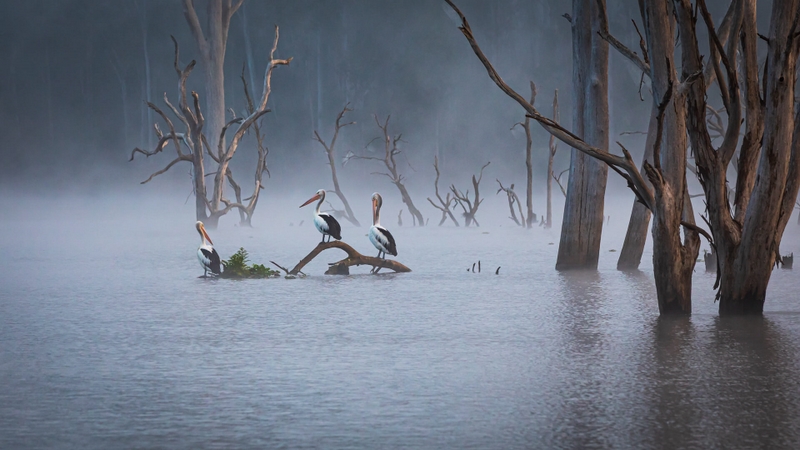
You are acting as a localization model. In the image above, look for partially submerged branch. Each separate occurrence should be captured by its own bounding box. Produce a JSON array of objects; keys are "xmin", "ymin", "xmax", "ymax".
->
[{"xmin": 288, "ymin": 241, "xmax": 411, "ymax": 275}]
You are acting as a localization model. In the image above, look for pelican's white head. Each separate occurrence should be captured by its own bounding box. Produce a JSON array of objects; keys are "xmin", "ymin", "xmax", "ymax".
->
[
  {"xmin": 300, "ymin": 189, "xmax": 326, "ymax": 212},
  {"xmin": 372, "ymin": 192, "xmax": 383, "ymax": 225},
  {"xmin": 196, "ymin": 221, "xmax": 213, "ymax": 245}
]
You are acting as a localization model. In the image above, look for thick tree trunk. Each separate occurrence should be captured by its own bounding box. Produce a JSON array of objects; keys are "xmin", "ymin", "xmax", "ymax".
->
[
  {"xmin": 617, "ymin": 104, "xmax": 658, "ymax": 270},
  {"xmin": 192, "ymin": 128, "xmax": 209, "ymax": 224},
  {"xmin": 644, "ymin": 0, "xmax": 698, "ymax": 314},
  {"xmin": 202, "ymin": 1, "xmax": 227, "ymax": 152},
  {"xmin": 718, "ymin": 0, "xmax": 800, "ymax": 315},
  {"xmin": 556, "ymin": 0, "xmax": 609, "ymax": 270}
]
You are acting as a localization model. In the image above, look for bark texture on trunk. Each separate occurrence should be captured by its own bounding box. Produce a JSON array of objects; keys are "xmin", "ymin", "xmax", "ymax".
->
[
  {"xmin": 723, "ymin": 0, "xmax": 799, "ymax": 314},
  {"xmin": 678, "ymin": 0, "xmax": 800, "ymax": 315},
  {"xmin": 642, "ymin": 0, "xmax": 698, "ymax": 314},
  {"xmin": 617, "ymin": 105, "xmax": 657, "ymax": 270},
  {"xmin": 183, "ymin": 0, "xmax": 241, "ymax": 161},
  {"xmin": 556, "ymin": 0, "xmax": 609, "ymax": 270}
]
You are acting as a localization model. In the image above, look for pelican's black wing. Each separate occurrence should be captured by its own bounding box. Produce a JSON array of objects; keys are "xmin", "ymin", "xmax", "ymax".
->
[
  {"xmin": 320, "ymin": 213, "xmax": 342, "ymax": 240},
  {"xmin": 376, "ymin": 226, "xmax": 398, "ymax": 256},
  {"xmin": 201, "ymin": 248, "xmax": 222, "ymax": 274}
]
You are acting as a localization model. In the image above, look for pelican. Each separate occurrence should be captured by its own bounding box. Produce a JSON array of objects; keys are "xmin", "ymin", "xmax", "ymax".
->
[
  {"xmin": 369, "ymin": 192, "xmax": 398, "ymax": 260},
  {"xmin": 196, "ymin": 221, "xmax": 221, "ymax": 277},
  {"xmin": 300, "ymin": 189, "xmax": 342, "ymax": 243}
]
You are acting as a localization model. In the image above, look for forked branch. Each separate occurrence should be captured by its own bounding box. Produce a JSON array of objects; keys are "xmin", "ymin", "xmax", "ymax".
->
[{"xmin": 288, "ymin": 241, "xmax": 411, "ymax": 275}]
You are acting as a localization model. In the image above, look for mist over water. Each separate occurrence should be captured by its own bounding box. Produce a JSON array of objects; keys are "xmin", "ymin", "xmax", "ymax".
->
[
  {"xmin": 2, "ymin": 0, "xmax": 798, "ymax": 447},
  {"xmin": 2, "ymin": 192, "xmax": 800, "ymax": 448}
]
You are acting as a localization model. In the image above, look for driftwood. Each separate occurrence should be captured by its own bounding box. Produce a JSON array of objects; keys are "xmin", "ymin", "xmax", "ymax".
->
[{"xmin": 288, "ymin": 241, "xmax": 411, "ymax": 275}]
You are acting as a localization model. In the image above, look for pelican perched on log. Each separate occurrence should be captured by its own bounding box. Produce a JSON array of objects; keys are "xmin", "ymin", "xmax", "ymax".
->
[
  {"xmin": 300, "ymin": 189, "xmax": 342, "ymax": 243},
  {"xmin": 369, "ymin": 192, "xmax": 397, "ymax": 260},
  {"xmin": 196, "ymin": 221, "xmax": 221, "ymax": 277}
]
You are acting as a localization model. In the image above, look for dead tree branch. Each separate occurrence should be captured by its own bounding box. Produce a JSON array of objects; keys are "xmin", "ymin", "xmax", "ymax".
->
[
  {"xmin": 450, "ymin": 162, "xmax": 490, "ymax": 227},
  {"xmin": 313, "ymin": 103, "xmax": 360, "ymax": 226},
  {"xmin": 288, "ymin": 241, "xmax": 411, "ymax": 275},
  {"xmin": 496, "ymin": 180, "xmax": 526, "ymax": 226},
  {"xmin": 353, "ymin": 115, "xmax": 425, "ymax": 226},
  {"xmin": 426, "ymin": 155, "xmax": 459, "ymax": 226}
]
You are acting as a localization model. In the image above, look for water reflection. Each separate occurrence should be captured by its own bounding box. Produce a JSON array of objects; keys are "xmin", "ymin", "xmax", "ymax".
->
[
  {"xmin": 2, "ymin": 219, "xmax": 800, "ymax": 448},
  {"xmin": 644, "ymin": 316, "xmax": 800, "ymax": 448}
]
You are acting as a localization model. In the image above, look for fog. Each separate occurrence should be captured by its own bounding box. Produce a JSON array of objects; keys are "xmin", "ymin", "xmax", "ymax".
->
[{"xmin": 3, "ymin": 1, "xmax": 800, "ymax": 448}]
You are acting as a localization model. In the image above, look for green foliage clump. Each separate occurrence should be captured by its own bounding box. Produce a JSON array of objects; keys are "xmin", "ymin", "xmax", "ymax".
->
[{"xmin": 221, "ymin": 248, "xmax": 280, "ymax": 279}]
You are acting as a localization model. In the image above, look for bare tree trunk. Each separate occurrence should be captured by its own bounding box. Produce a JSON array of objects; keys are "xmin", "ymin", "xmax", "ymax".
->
[
  {"xmin": 427, "ymin": 155, "xmax": 459, "ymax": 226},
  {"xmin": 718, "ymin": 0, "xmax": 799, "ymax": 314},
  {"xmin": 314, "ymin": 105, "xmax": 360, "ymax": 226},
  {"xmin": 451, "ymin": 162, "xmax": 490, "ymax": 227},
  {"xmin": 556, "ymin": 0, "xmax": 609, "ymax": 271},
  {"xmin": 140, "ymin": 0, "xmax": 153, "ymax": 150},
  {"xmin": 545, "ymin": 89, "xmax": 559, "ymax": 229},
  {"xmin": 617, "ymin": 105, "xmax": 657, "ymax": 270},
  {"xmin": 644, "ymin": 0, "xmax": 699, "ymax": 314},
  {"xmin": 443, "ymin": 0, "xmax": 702, "ymax": 314},
  {"xmin": 356, "ymin": 115, "xmax": 425, "ymax": 226},
  {"xmin": 525, "ymin": 85, "xmax": 535, "ymax": 228},
  {"xmin": 131, "ymin": 26, "xmax": 288, "ymax": 230}
]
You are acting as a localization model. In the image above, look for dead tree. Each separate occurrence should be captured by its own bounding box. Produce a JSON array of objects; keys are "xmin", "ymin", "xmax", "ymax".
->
[
  {"xmin": 354, "ymin": 115, "xmax": 425, "ymax": 226},
  {"xmin": 450, "ymin": 162, "xmax": 490, "ymax": 227},
  {"xmin": 511, "ymin": 83, "xmax": 538, "ymax": 228},
  {"xmin": 676, "ymin": 0, "xmax": 800, "ymax": 314},
  {"xmin": 543, "ymin": 89, "xmax": 560, "ymax": 228},
  {"xmin": 286, "ymin": 241, "xmax": 411, "ymax": 275},
  {"xmin": 182, "ymin": 0, "xmax": 243, "ymax": 156},
  {"xmin": 496, "ymin": 180, "xmax": 526, "ymax": 226},
  {"xmin": 553, "ymin": 0, "xmax": 610, "ymax": 271},
  {"xmin": 131, "ymin": 27, "xmax": 290, "ymax": 228},
  {"xmin": 444, "ymin": 0, "xmax": 709, "ymax": 314},
  {"xmin": 427, "ymin": 155, "xmax": 459, "ymax": 226},
  {"xmin": 603, "ymin": 1, "xmax": 736, "ymax": 271},
  {"xmin": 229, "ymin": 66, "xmax": 270, "ymax": 227},
  {"xmin": 313, "ymin": 104, "xmax": 360, "ymax": 226}
]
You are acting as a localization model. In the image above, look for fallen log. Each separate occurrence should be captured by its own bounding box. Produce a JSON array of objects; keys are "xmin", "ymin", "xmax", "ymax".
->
[{"xmin": 289, "ymin": 241, "xmax": 411, "ymax": 275}]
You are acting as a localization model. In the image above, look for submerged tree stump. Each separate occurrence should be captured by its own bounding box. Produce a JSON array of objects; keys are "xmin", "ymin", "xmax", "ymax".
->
[{"xmin": 289, "ymin": 241, "xmax": 411, "ymax": 275}]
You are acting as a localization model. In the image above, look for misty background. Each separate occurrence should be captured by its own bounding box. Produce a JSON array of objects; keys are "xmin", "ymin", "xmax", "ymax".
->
[{"xmin": 0, "ymin": 0, "xmax": 767, "ymax": 232}]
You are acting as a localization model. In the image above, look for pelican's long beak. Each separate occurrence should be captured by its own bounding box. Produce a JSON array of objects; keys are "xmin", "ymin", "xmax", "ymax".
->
[
  {"xmin": 300, "ymin": 193, "xmax": 321, "ymax": 208},
  {"xmin": 200, "ymin": 224, "xmax": 213, "ymax": 245},
  {"xmin": 372, "ymin": 198, "xmax": 378, "ymax": 223}
]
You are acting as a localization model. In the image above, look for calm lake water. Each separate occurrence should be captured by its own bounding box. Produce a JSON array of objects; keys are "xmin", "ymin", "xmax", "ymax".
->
[{"xmin": 2, "ymin": 208, "xmax": 800, "ymax": 449}]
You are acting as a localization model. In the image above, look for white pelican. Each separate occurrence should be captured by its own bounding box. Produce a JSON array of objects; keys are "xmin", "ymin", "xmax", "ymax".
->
[
  {"xmin": 369, "ymin": 192, "xmax": 397, "ymax": 259},
  {"xmin": 300, "ymin": 189, "xmax": 342, "ymax": 243},
  {"xmin": 196, "ymin": 221, "xmax": 221, "ymax": 277}
]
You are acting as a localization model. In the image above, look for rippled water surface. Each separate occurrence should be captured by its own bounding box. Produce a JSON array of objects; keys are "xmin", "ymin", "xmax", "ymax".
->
[{"xmin": 2, "ymin": 213, "xmax": 800, "ymax": 449}]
